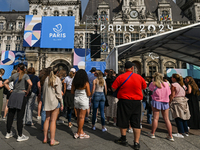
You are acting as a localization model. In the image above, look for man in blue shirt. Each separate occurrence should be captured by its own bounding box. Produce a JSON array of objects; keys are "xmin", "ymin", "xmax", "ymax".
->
[{"xmin": 86, "ymin": 67, "xmax": 96, "ymax": 122}]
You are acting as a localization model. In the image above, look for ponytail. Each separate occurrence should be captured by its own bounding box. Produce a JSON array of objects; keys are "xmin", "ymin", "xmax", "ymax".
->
[
  {"xmin": 172, "ymin": 74, "xmax": 184, "ymax": 87},
  {"xmin": 18, "ymin": 63, "xmax": 25, "ymax": 82},
  {"xmin": 48, "ymin": 66, "xmax": 58, "ymax": 87}
]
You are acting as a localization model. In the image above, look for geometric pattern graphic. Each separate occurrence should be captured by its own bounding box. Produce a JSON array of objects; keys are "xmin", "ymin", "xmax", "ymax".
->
[
  {"xmin": 1, "ymin": 51, "xmax": 26, "ymax": 66},
  {"xmin": 23, "ymin": 15, "xmax": 42, "ymax": 47},
  {"xmin": 1, "ymin": 51, "xmax": 15, "ymax": 65}
]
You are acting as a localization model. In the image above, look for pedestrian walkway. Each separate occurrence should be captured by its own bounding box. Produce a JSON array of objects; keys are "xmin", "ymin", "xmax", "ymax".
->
[{"xmin": 0, "ymin": 99, "xmax": 200, "ymax": 150}]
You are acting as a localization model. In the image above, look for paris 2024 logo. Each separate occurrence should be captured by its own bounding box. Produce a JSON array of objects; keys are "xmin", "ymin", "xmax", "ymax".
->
[{"xmin": 49, "ymin": 24, "xmax": 66, "ymax": 38}]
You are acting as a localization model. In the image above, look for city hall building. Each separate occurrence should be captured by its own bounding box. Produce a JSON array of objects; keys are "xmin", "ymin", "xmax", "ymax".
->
[{"xmin": 0, "ymin": 0, "xmax": 199, "ymax": 76}]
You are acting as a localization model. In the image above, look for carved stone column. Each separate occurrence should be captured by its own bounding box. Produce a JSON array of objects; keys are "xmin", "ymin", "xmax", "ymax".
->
[
  {"xmin": 159, "ymin": 56, "xmax": 164, "ymax": 74},
  {"xmin": 142, "ymin": 54, "xmax": 147, "ymax": 76}
]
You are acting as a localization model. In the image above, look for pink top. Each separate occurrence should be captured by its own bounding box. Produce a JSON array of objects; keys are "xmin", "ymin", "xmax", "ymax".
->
[
  {"xmin": 172, "ymin": 83, "xmax": 187, "ymax": 97},
  {"xmin": 149, "ymin": 82, "xmax": 171, "ymax": 103}
]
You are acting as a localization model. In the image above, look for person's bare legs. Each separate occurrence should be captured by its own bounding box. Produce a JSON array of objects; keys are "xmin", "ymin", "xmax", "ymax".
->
[
  {"xmin": 3, "ymin": 100, "xmax": 9, "ymax": 118},
  {"xmin": 161, "ymin": 109, "xmax": 172, "ymax": 137},
  {"xmin": 37, "ymin": 100, "xmax": 42, "ymax": 117},
  {"xmin": 43, "ymin": 111, "xmax": 51, "ymax": 143},
  {"xmin": 113, "ymin": 117, "xmax": 117, "ymax": 124},
  {"xmin": 120, "ymin": 128, "xmax": 127, "ymax": 136},
  {"xmin": 50, "ymin": 108, "xmax": 59, "ymax": 144},
  {"xmin": 151, "ymin": 107, "xmax": 160, "ymax": 135},
  {"xmin": 133, "ymin": 128, "xmax": 141, "ymax": 143},
  {"xmin": 77, "ymin": 109, "xmax": 87, "ymax": 135}
]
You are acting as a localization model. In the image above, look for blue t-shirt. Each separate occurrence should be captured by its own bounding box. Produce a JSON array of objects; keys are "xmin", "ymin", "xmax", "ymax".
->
[
  {"xmin": 87, "ymin": 72, "xmax": 96, "ymax": 92},
  {"xmin": 28, "ymin": 74, "xmax": 40, "ymax": 94}
]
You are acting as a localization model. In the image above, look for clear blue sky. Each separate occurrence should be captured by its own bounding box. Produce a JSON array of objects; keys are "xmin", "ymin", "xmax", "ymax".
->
[{"xmin": 0, "ymin": 0, "xmax": 89, "ymax": 15}]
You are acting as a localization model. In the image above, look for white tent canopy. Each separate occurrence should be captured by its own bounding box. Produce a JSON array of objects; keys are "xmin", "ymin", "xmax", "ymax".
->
[{"xmin": 106, "ymin": 23, "xmax": 200, "ymax": 73}]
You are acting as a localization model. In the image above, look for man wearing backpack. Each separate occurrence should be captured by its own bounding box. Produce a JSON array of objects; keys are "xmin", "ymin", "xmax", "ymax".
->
[
  {"xmin": 112, "ymin": 61, "xmax": 147, "ymax": 150},
  {"xmin": 23, "ymin": 67, "xmax": 41, "ymax": 126}
]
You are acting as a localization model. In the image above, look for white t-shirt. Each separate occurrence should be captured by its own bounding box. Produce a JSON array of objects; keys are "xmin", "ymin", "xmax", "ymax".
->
[{"xmin": 64, "ymin": 76, "xmax": 74, "ymax": 90}]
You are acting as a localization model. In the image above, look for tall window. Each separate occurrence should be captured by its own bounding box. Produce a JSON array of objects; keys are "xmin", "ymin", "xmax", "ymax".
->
[
  {"xmin": 115, "ymin": 33, "xmax": 123, "ymax": 46},
  {"xmin": 15, "ymin": 44, "xmax": 20, "ymax": 51},
  {"xmin": 33, "ymin": 10, "xmax": 37, "ymax": 15},
  {"xmin": 147, "ymin": 33, "xmax": 156, "ymax": 37},
  {"xmin": 68, "ymin": 11, "xmax": 73, "ymax": 16},
  {"xmin": 8, "ymin": 23, "xmax": 14, "ymax": 30},
  {"xmin": 0, "ymin": 22, "xmax": 3, "ymax": 30},
  {"xmin": 54, "ymin": 11, "xmax": 59, "ymax": 16},
  {"xmin": 17, "ymin": 36, "xmax": 20, "ymax": 40},
  {"xmin": 7, "ymin": 36, "xmax": 11, "ymax": 40},
  {"xmin": 18, "ymin": 22, "xmax": 22, "ymax": 29},
  {"xmin": 6, "ymin": 44, "xmax": 10, "ymax": 51},
  {"xmin": 131, "ymin": 33, "xmax": 139, "ymax": 42},
  {"xmin": 148, "ymin": 61, "xmax": 157, "ymax": 76}
]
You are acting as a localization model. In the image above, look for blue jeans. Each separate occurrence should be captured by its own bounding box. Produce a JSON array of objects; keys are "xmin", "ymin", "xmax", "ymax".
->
[
  {"xmin": 142, "ymin": 101, "xmax": 152, "ymax": 124},
  {"xmin": 67, "ymin": 108, "xmax": 72, "ymax": 122},
  {"xmin": 41, "ymin": 94, "xmax": 46, "ymax": 130},
  {"xmin": 92, "ymin": 92, "xmax": 106, "ymax": 126},
  {"xmin": 175, "ymin": 117, "xmax": 189, "ymax": 134}
]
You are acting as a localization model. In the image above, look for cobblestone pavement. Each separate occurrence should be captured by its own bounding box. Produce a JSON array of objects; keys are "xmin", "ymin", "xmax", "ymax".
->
[{"xmin": 0, "ymin": 98, "xmax": 200, "ymax": 150}]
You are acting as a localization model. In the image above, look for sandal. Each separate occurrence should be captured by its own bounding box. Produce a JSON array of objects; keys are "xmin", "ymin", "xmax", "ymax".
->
[
  {"xmin": 43, "ymin": 137, "xmax": 50, "ymax": 144},
  {"xmin": 50, "ymin": 140, "xmax": 60, "ymax": 146},
  {"xmin": 74, "ymin": 133, "xmax": 79, "ymax": 139},
  {"xmin": 80, "ymin": 133, "xmax": 90, "ymax": 139},
  {"xmin": 68, "ymin": 123, "xmax": 73, "ymax": 128}
]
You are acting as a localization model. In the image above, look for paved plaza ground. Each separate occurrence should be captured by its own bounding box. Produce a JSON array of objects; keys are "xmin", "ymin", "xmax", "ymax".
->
[{"xmin": 0, "ymin": 98, "xmax": 200, "ymax": 150}]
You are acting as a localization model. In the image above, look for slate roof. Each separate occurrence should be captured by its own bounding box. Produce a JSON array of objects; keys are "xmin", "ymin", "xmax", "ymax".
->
[
  {"xmin": 81, "ymin": 0, "xmax": 189, "ymax": 23},
  {"xmin": 0, "ymin": 11, "xmax": 28, "ymax": 21}
]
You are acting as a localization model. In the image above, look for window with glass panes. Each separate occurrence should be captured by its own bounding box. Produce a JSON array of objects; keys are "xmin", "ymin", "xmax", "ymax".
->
[
  {"xmin": 18, "ymin": 22, "xmax": 22, "ymax": 29},
  {"xmin": 0, "ymin": 22, "xmax": 3, "ymax": 30},
  {"xmin": 30, "ymin": 47, "xmax": 35, "ymax": 50},
  {"xmin": 147, "ymin": 33, "xmax": 156, "ymax": 37},
  {"xmin": 15, "ymin": 44, "xmax": 20, "ymax": 51},
  {"xmin": 101, "ymin": 32, "xmax": 108, "ymax": 44},
  {"xmin": 65, "ymin": 49, "xmax": 72, "ymax": 52},
  {"xmin": 8, "ymin": 23, "xmax": 14, "ymax": 30},
  {"xmin": 54, "ymin": 11, "xmax": 59, "ymax": 16},
  {"xmin": 131, "ymin": 33, "xmax": 139, "ymax": 42},
  {"xmin": 33, "ymin": 10, "xmax": 37, "ymax": 15},
  {"xmin": 7, "ymin": 36, "xmax": 11, "ymax": 40},
  {"xmin": 115, "ymin": 33, "xmax": 123, "ymax": 46},
  {"xmin": 68, "ymin": 11, "xmax": 73, "ymax": 16},
  {"xmin": 17, "ymin": 36, "xmax": 20, "ymax": 40},
  {"xmin": 51, "ymin": 48, "xmax": 58, "ymax": 51},
  {"xmin": 149, "ymin": 66, "xmax": 156, "ymax": 77},
  {"xmin": 6, "ymin": 44, "xmax": 10, "ymax": 50}
]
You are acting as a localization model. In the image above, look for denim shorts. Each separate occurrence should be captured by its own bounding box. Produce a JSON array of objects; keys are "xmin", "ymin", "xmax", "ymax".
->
[
  {"xmin": 152, "ymin": 100, "xmax": 169, "ymax": 110},
  {"xmin": 56, "ymin": 102, "xmax": 61, "ymax": 109}
]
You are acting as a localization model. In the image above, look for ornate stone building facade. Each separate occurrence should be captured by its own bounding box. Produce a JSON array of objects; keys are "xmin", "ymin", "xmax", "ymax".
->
[{"xmin": 0, "ymin": 0, "xmax": 199, "ymax": 75}]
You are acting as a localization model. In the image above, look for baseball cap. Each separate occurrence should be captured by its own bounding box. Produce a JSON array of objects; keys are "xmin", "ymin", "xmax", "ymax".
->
[
  {"xmin": 90, "ymin": 67, "xmax": 96, "ymax": 72},
  {"xmin": 125, "ymin": 61, "xmax": 133, "ymax": 69},
  {"xmin": 70, "ymin": 68, "xmax": 76, "ymax": 73}
]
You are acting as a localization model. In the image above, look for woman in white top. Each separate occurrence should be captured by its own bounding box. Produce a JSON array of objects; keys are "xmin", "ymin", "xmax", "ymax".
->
[
  {"xmin": 71, "ymin": 69, "xmax": 91, "ymax": 139},
  {"xmin": 43, "ymin": 67, "xmax": 63, "ymax": 146},
  {"xmin": 63, "ymin": 68, "xmax": 76, "ymax": 128},
  {"xmin": 92, "ymin": 70, "xmax": 107, "ymax": 132}
]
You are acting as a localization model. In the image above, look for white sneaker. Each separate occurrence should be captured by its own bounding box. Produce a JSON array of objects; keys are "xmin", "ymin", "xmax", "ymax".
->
[
  {"xmin": 5, "ymin": 131, "xmax": 15, "ymax": 139},
  {"xmin": 2, "ymin": 117, "xmax": 6, "ymax": 121},
  {"xmin": 148, "ymin": 132, "xmax": 156, "ymax": 139},
  {"xmin": 102, "ymin": 127, "xmax": 107, "ymax": 132},
  {"xmin": 166, "ymin": 135, "xmax": 175, "ymax": 142},
  {"xmin": 183, "ymin": 133, "xmax": 189, "ymax": 137},
  {"xmin": 37, "ymin": 116, "xmax": 41, "ymax": 120},
  {"xmin": 56, "ymin": 120, "xmax": 64, "ymax": 124},
  {"xmin": 172, "ymin": 133, "xmax": 184, "ymax": 138},
  {"xmin": 17, "ymin": 134, "xmax": 29, "ymax": 142},
  {"xmin": 140, "ymin": 124, "xmax": 142, "ymax": 129},
  {"xmin": 95, "ymin": 119, "xmax": 97, "ymax": 122},
  {"xmin": 92, "ymin": 126, "xmax": 96, "ymax": 130},
  {"xmin": 127, "ymin": 128, "xmax": 133, "ymax": 133}
]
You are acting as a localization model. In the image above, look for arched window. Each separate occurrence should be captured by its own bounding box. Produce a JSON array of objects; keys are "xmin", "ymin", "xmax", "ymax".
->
[
  {"xmin": 0, "ymin": 22, "xmax": 3, "ymax": 30},
  {"xmin": 125, "ymin": 36, "xmax": 129, "ymax": 43},
  {"xmin": 18, "ymin": 22, "xmax": 22, "ymax": 29},
  {"xmin": 33, "ymin": 10, "xmax": 37, "ymax": 15},
  {"xmin": 148, "ymin": 61, "xmax": 158, "ymax": 77},
  {"xmin": 74, "ymin": 36, "xmax": 78, "ymax": 47},
  {"xmin": 54, "ymin": 11, "xmax": 59, "ymax": 16},
  {"xmin": 68, "ymin": 11, "xmax": 73, "ymax": 16}
]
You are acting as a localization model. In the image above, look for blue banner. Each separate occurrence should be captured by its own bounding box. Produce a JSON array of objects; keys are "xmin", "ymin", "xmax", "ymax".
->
[
  {"xmin": 85, "ymin": 61, "xmax": 106, "ymax": 74},
  {"xmin": 40, "ymin": 16, "xmax": 75, "ymax": 48},
  {"xmin": 0, "ymin": 65, "xmax": 14, "ymax": 79}
]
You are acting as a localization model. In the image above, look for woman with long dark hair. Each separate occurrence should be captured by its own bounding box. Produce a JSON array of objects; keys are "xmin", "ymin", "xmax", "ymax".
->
[
  {"xmin": 43, "ymin": 66, "xmax": 63, "ymax": 146},
  {"xmin": 92, "ymin": 70, "xmax": 107, "ymax": 132},
  {"xmin": 170, "ymin": 74, "xmax": 190, "ymax": 138},
  {"xmin": 185, "ymin": 76, "xmax": 200, "ymax": 129},
  {"xmin": 4, "ymin": 63, "xmax": 32, "ymax": 142},
  {"xmin": 71, "ymin": 69, "xmax": 91, "ymax": 139}
]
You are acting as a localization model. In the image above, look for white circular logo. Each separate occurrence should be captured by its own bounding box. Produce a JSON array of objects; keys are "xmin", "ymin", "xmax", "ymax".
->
[{"xmin": 130, "ymin": 10, "xmax": 138, "ymax": 18}]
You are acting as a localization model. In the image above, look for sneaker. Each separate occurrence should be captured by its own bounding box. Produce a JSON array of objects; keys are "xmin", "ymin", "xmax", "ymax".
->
[
  {"xmin": 148, "ymin": 132, "xmax": 155, "ymax": 139},
  {"xmin": 114, "ymin": 137, "xmax": 128, "ymax": 147},
  {"xmin": 37, "ymin": 116, "xmax": 41, "ymax": 120},
  {"xmin": 2, "ymin": 117, "xmax": 6, "ymax": 121},
  {"xmin": 17, "ymin": 134, "xmax": 29, "ymax": 142},
  {"xmin": 5, "ymin": 131, "xmax": 15, "ymax": 139},
  {"xmin": 92, "ymin": 126, "xmax": 96, "ymax": 131},
  {"xmin": 182, "ymin": 133, "xmax": 189, "ymax": 137},
  {"xmin": 56, "ymin": 120, "xmax": 64, "ymax": 124},
  {"xmin": 95, "ymin": 119, "xmax": 97, "ymax": 122},
  {"xmin": 172, "ymin": 133, "xmax": 184, "ymax": 138},
  {"xmin": 166, "ymin": 135, "xmax": 174, "ymax": 142},
  {"xmin": 133, "ymin": 142, "xmax": 140, "ymax": 150},
  {"xmin": 102, "ymin": 127, "xmax": 107, "ymax": 132},
  {"xmin": 113, "ymin": 123, "xmax": 116, "ymax": 126},
  {"xmin": 140, "ymin": 124, "xmax": 142, "ymax": 129},
  {"xmin": 106, "ymin": 121, "xmax": 110, "ymax": 125},
  {"xmin": 127, "ymin": 128, "xmax": 133, "ymax": 133}
]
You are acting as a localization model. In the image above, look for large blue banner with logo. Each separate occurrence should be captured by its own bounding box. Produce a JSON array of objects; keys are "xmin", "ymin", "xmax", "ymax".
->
[{"xmin": 40, "ymin": 16, "xmax": 75, "ymax": 48}]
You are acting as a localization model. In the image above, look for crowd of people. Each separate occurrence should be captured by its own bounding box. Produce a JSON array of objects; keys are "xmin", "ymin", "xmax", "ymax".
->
[{"xmin": 0, "ymin": 61, "xmax": 199, "ymax": 149}]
